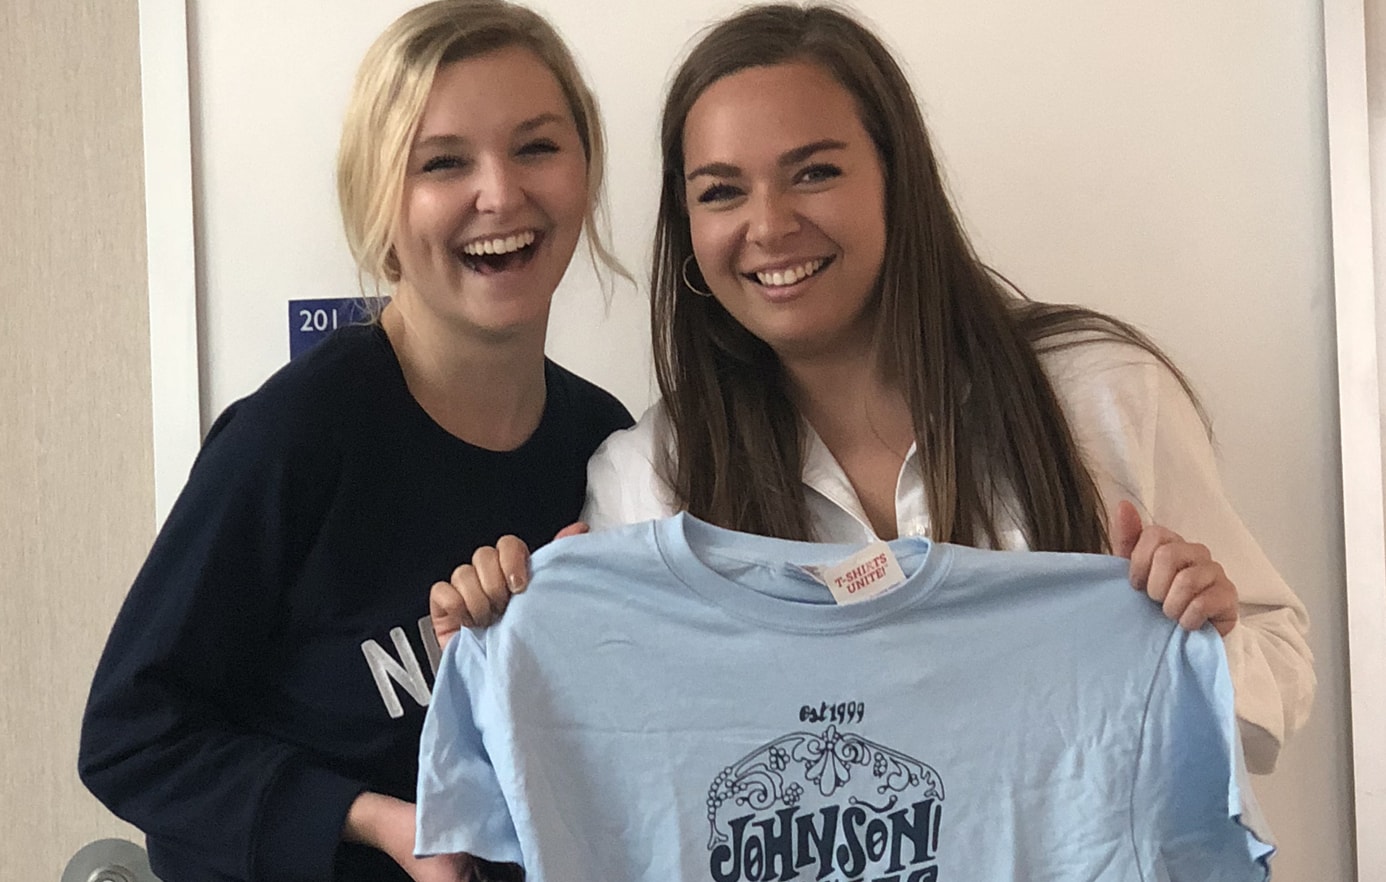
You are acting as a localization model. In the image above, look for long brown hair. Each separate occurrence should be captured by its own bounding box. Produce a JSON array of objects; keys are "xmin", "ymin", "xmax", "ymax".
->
[{"xmin": 652, "ymin": 3, "xmax": 1202, "ymax": 551}]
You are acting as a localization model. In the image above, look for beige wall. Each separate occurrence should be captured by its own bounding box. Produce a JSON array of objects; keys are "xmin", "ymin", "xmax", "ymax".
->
[{"xmin": 0, "ymin": 0, "xmax": 151, "ymax": 877}]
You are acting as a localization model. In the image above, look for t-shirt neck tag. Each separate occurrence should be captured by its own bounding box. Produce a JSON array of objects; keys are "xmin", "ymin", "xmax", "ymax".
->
[{"xmin": 801, "ymin": 540, "xmax": 908, "ymax": 605}]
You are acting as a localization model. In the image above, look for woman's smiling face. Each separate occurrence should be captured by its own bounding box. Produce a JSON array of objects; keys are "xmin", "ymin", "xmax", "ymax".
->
[
  {"xmin": 392, "ymin": 45, "xmax": 589, "ymax": 343},
  {"xmin": 682, "ymin": 60, "xmax": 888, "ymax": 363}
]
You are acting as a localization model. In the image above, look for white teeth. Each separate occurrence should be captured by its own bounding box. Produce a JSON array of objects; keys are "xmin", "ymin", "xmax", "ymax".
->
[
  {"xmin": 755, "ymin": 258, "xmax": 825, "ymax": 287},
  {"xmin": 462, "ymin": 230, "xmax": 536, "ymax": 256}
]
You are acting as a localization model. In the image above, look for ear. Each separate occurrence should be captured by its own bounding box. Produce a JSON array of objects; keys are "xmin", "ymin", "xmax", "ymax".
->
[{"xmin": 383, "ymin": 246, "xmax": 400, "ymax": 283}]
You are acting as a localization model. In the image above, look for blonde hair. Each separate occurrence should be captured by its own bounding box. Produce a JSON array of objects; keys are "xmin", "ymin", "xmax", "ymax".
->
[{"xmin": 336, "ymin": 0, "xmax": 625, "ymax": 299}]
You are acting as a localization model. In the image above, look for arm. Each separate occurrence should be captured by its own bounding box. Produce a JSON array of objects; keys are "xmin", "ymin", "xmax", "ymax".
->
[
  {"xmin": 78, "ymin": 408, "xmax": 366, "ymax": 881},
  {"xmin": 1062, "ymin": 345, "xmax": 1314, "ymax": 773},
  {"xmin": 345, "ymin": 793, "xmax": 473, "ymax": 882},
  {"xmin": 1143, "ymin": 362, "xmax": 1312, "ymax": 773}
]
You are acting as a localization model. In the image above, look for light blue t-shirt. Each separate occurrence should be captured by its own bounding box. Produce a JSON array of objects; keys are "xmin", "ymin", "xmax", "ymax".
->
[{"xmin": 416, "ymin": 513, "xmax": 1273, "ymax": 881}]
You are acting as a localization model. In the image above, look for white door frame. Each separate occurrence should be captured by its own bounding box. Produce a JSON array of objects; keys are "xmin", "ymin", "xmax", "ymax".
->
[
  {"xmin": 1324, "ymin": 1, "xmax": 1385, "ymax": 879},
  {"xmin": 139, "ymin": 0, "xmax": 200, "ymax": 526}
]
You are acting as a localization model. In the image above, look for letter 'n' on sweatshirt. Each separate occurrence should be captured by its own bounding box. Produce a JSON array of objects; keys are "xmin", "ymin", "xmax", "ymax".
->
[{"xmin": 361, "ymin": 625, "xmax": 432, "ymax": 719}]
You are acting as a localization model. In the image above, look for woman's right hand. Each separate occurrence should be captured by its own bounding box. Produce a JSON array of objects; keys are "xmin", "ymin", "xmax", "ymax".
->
[{"xmin": 430, "ymin": 523, "xmax": 589, "ymax": 649}]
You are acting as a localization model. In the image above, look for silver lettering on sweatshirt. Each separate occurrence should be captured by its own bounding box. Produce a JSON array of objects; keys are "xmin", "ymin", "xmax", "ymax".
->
[{"xmin": 361, "ymin": 627, "xmax": 431, "ymax": 719}]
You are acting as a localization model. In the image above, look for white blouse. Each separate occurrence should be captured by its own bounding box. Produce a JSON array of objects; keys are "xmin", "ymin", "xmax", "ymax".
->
[{"xmin": 581, "ymin": 340, "xmax": 1314, "ymax": 774}]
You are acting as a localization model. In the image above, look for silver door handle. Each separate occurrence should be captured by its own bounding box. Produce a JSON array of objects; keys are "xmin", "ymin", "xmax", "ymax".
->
[{"xmin": 61, "ymin": 839, "xmax": 159, "ymax": 882}]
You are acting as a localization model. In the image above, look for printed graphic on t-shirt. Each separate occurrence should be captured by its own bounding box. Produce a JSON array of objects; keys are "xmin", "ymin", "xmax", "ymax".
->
[{"xmin": 706, "ymin": 724, "xmax": 944, "ymax": 882}]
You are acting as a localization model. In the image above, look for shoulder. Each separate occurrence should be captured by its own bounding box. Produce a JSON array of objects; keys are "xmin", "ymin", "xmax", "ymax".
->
[
  {"xmin": 589, "ymin": 402, "xmax": 670, "ymax": 469},
  {"xmin": 543, "ymin": 360, "xmax": 635, "ymax": 440},
  {"xmin": 1037, "ymin": 335, "xmax": 1213, "ymax": 517},
  {"xmin": 199, "ymin": 323, "xmax": 395, "ymax": 468},
  {"xmin": 582, "ymin": 402, "xmax": 680, "ymax": 529},
  {"xmin": 1038, "ymin": 336, "xmax": 1166, "ymax": 405},
  {"xmin": 153, "ymin": 328, "xmax": 398, "ymax": 550},
  {"xmin": 218, "ymin": 323, "xmax": 392, "ymax": 429},
  {"xmin": 531, "ymin": 519, "xmax": 663, "ymax": 572},
  {"xmin": 1036, "ymin": 336, "xmax": 1202, "ymax": 446},
  {"xmin": 516, "ymin": 520, "xmax": 675, "ymax": 612}
]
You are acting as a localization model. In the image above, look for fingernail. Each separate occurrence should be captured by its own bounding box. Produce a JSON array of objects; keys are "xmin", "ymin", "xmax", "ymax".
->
[{"xmin": 509, "ymin": 573, "xmax": 526, "ymax": 594}]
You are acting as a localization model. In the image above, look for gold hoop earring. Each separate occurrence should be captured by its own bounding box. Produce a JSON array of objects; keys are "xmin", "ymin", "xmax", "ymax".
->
[{"xmin": 681, "ymin": 254, "xmax": 714, "ymax": 298}]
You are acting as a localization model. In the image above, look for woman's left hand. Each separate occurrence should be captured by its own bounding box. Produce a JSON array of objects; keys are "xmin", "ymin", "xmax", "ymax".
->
[
  {"xmin": 1111, "ymin": 500, "xmax": 1239, "ymax": 636},
  {"xmin": 343, "ymin": 792, "xmax": 472, "ymax": 882}
]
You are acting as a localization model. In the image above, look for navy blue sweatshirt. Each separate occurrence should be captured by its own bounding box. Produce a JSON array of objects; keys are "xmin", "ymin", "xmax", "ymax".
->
[{"xmin": 79, "ymin": 323, "xmax": 632, "ymax": 882}]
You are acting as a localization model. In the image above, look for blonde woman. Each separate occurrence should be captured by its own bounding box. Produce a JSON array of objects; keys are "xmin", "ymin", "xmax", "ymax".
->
[{"xmin": 78, "ymin": 3, "xmax": 629, "ymax": 880}]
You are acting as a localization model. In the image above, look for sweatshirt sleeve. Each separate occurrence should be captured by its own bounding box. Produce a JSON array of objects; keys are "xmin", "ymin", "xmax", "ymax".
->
[
  {"xmin": 1054, "ymin": 343, "xmax": 1315, "ymax": 773},
  {"xmin": 78, "ymin": 403, "xmax": 366, "ymax": 882}
]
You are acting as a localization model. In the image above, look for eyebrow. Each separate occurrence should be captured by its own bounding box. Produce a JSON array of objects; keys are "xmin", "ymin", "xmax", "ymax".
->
[
  {"xmin": 413, "ymin": 112, "xmax": 568, "ymax": 151},
  {"xmin": 515, "ymin": 112, "xmax": 567, "ymax": 134},
  {"xmin": 685, "ymin": 139, "xmax": 849, "ymax": 181}
]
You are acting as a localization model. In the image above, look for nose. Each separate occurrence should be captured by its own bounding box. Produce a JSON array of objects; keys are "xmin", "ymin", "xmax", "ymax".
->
[
  {"xmin": 746, "ymin": 187, "xmax": 800, "ymax": 245},
  {"xmin": 473, "ymin": 155, "xmax": 523, "ymax": 215}
]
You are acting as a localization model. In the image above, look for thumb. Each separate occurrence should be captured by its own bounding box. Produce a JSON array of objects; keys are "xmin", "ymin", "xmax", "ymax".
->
[
  {"xmin": 552, "ymin": 521, "xmax": 590, "ymax": 542},
  {"xmin": 1110, "ymin": 500, "xmax": 1143, "ymax": 559}
]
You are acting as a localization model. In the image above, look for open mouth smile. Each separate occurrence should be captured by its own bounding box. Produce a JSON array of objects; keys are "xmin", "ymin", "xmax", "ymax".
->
[
  {"xmin": 458, "ymin": 229, "xmax": 541, "ymax": 274},
  {"xmin": 744, "ymin": 257, "xmax": 832, "ymax": 288}
]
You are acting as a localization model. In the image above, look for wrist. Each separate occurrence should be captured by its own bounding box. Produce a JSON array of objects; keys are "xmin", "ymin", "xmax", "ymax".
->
[{"xmin": 343, "ymin": 791, "xmax": 411, "ymax": 856}]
